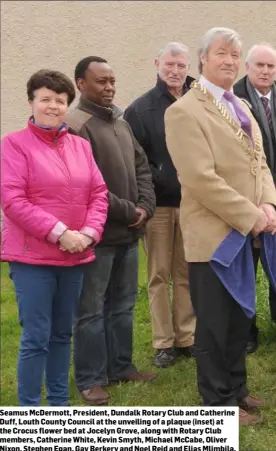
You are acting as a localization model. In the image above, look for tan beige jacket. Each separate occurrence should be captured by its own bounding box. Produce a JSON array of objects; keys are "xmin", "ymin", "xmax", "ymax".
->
[{"xmin": 165, "ymin": 82, "xmax": 276, "ymax": 262}]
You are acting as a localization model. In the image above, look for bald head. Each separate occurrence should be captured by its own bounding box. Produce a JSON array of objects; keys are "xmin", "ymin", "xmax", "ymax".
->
[{"xmin": 245, "ymin": 44, "xmax": 276, "ymax": 95}]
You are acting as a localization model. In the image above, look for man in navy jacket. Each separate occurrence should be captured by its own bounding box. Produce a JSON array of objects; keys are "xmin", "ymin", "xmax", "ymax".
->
[{"xmin": 124, "ymin": 43, "xmax": 196, "ymax": 368}]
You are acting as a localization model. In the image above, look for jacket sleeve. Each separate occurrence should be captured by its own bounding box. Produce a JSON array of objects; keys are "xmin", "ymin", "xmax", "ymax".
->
[
  {"xmin": 1, "ymin": 135, "xmax": 66, "ymax": 241},
  {"xmin": 165, "ymin": 104, "xmax": 261, "ymax": 236},
  {"xmin": 244, "ymin": 107, "xmax": 276, "ymax": 205},
  {"xmin": 107, "ymin": 192, "xmax": 137, "ymax": 224},
  {"xmin": 259, "ymin": 149, "xmax": 276, "ymax": 205},
  {"xmin": 71, "ymin": 124, "xmax": 138, "ymax": 226},
  {"xmin": 79, "ymin": 140, "xmax": 108, "ymax": 243},
  {"xmin": 133, "ymin": 134, "xmax": 156, "ymax": 219},
  {"xmin": 124, "ymin": 106, "xmax": 147, "ymax": 148},
  {"xmin": 124, "ymin": 106, "xmax": 161, "ymax": 185}
]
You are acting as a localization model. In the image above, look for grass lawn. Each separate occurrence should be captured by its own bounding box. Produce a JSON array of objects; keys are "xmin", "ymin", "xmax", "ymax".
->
[{"xmin": 1, "ymin": 245, "xmax": 276, "ymax": 450}]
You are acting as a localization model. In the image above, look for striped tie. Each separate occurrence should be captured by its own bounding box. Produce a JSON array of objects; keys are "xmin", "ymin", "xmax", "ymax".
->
[{"xmin": 261, "ymin": 96, "xmax": 273, "ymax": 130}]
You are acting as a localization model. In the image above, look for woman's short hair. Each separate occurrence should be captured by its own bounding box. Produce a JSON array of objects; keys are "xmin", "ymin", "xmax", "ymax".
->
[{"xmin": 27, "ymin": 69, "xmax": 76, "ymax": 105}]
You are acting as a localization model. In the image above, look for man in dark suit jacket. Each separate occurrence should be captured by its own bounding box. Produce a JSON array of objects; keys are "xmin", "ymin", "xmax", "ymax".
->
[{"xmin": 234, "ymin": 43, "xmax": 276, "ymax": 353}]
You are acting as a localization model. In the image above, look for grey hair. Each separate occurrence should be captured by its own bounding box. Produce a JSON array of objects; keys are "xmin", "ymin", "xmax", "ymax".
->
[
  {"xmin": 156, "ymin": 42, "xmax": 189, "ymax": 60},
  {"xmin": 245, "ymin": 43, "xmax": 276, "ymax": 64},
  {"xmin": 198, "ymin": 27, "xmax": 242, "ymax": 73}
]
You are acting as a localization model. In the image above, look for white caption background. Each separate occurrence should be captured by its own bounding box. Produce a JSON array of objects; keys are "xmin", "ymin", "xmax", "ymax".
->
[{"xmin": 0, "ymin": 407, "xmax": 239, "ymax": 451}]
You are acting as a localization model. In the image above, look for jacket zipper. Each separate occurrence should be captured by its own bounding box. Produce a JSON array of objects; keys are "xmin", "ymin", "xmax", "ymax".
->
[
  {"xmin": 53, "ymin": 135, "xmax": 73, "ymax": 233},
  {"xmin": 24, "ymin": 235, "xmax": 28, "ymax": 252}
]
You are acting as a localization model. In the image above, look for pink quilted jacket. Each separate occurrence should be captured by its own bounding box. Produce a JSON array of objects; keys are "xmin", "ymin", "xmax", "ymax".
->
[{"xmin": 1, "ymin": 120, "xmax": 108, "ymax": 266}]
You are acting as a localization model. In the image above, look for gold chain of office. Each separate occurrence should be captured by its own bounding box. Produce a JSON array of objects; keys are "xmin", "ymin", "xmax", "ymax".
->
[{"xmin": 191, "ymin": 81, "xmax": 262, "ymax": 176}]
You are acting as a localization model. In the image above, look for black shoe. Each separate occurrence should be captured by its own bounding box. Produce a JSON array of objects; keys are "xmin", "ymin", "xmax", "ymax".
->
[
  {"xmin": 174, "ymin": 345, "xmax": 195, "ymax": 358},
  {"xmin": 246, "ymin": 340, "xmax": 258, "ymax": 354},
  {"xmin": 153, "ymin": 348, "xmax": 176, "ymax": 368}
]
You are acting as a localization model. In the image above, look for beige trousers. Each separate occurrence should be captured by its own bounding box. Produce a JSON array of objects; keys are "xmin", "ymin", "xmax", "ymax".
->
[{"xmin": 143, "ymin": 207, "xmax": 195, "ymax": 349}]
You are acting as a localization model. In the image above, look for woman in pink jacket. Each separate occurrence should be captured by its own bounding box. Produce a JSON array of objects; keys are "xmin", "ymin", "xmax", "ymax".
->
[{"xmin": 1, "ymin": 69, "xmax": 108, "ymax": 406}]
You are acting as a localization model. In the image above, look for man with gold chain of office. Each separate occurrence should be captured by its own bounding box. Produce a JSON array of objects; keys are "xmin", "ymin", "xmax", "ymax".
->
[{"xmin": 165, "ymin": 27, "xmax": 276, "ymax": 426}]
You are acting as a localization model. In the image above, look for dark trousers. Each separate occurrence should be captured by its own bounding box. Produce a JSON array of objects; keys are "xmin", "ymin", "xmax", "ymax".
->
[
  {"xmin": 249, "ymin": 246, "xmax": 276, "ymax": 342},
  {"xmin": 188, "ymin": 262, "xmax": 251, "ymax": 406},
  {"xmin": 74, "ymin": 242, "xmax": 138, "ymax": 391}
]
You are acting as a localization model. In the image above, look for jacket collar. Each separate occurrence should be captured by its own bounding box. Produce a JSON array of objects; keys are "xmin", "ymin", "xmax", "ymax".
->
[
  {"xmin": 191, "ymin": 81, "xmax": 256, "ymax": 153},
  {"xmin": 78, "ymin": 96, "xmax": 122, "ymax": 121},
  {"xmin": 198, "ymin": 75, "xmax": 227, "ymax": 102},
  {"xmin": 192, "ymin": 82, "xmax": 240, "ymax": 123},
  {"xmin": 234, "ymin": 75, "xmax": 276, "ymax": 98},
  {"xmin": 155, "ymin": 75, "xmax": 194, "ymax": 100},
  {"xmin": 28, "ymin": 117, "xmax": 68, "ymax": 144}
]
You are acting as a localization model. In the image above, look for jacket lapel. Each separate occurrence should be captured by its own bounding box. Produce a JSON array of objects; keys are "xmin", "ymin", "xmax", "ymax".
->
[
  {"xmin": 192, "ymin": 82, "xmax": 262, "ymax": 176},
  {"xmin": 192, "ymin": 83, "xmax": 244, "ymax": 137},
  {"xmin": 203, "ymin": 99, "xmax": 227, "ymax": 119},
  {"xmin": 270, "ymin": 84, "xmax": 276, "ymax": 141}
]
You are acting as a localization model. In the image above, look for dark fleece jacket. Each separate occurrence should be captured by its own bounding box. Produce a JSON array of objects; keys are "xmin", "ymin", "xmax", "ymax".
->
[{"xmin": 66, "ymin": 96, "xmax": 155, "ymax": 246}]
